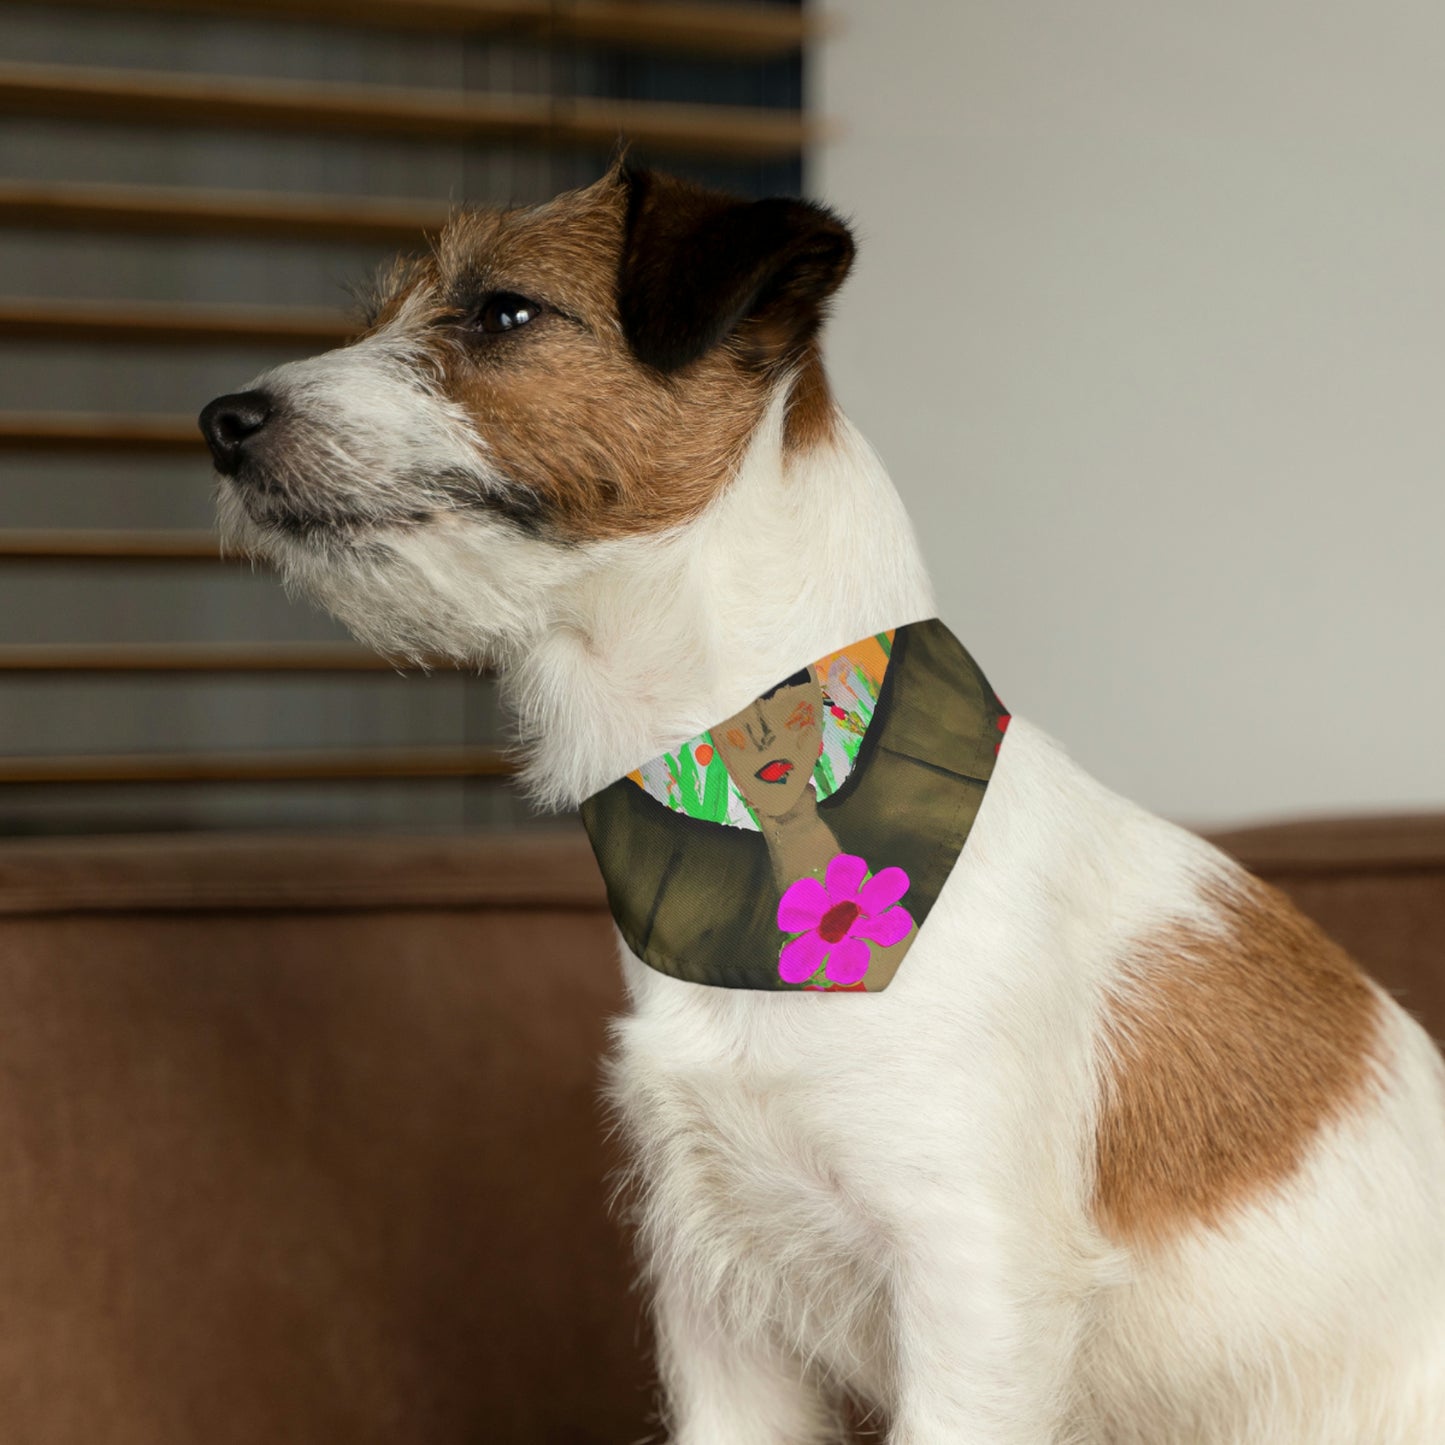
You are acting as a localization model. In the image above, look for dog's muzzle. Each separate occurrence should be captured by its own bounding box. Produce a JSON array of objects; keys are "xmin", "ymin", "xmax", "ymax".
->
[{"xmin": 199, "ymin": 390, "xmax": 274, "ymax": 476}]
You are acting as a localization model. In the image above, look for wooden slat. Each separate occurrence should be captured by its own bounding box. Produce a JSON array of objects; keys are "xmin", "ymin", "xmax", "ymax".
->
[
  {"xmin": 559, "ymin": 0, "xmax": 815, "ymax": 57},
  {"xmin": 0, "ymin": 643, "xmax": 418, "ymax": 672},
  {"xmin": 0, "ymin": 298, "xmax": 353, "ymax": 348},
  {"xmin": 0, "ymin": 412, "xmax": 201, "ymax": 452},
  {"xmin": 0, "ymin": 62, "xmax": 817, "ymax": 161},
  {"xmin": 0, "ymin": 180, "xmax": 449, "ymax": 245},
  {"xmin": 0, "ymin": 831, "xmax": 607, "ymax": 916},
  {"xmin": 0, "ymin": 530, "xmax": 228, "ymax": 561},
  {"xmin": 22, "ymin": 0, "xmax": 815, "ymax": 59},
  {"xmin": 0, "ymin": 746, "xmax": 513, "ymax": 784}
]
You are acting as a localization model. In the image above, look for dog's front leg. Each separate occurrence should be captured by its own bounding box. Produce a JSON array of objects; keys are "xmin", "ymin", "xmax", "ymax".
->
[
  {"xmin": 884, "ymin": 1216, "xmax": 1088, "ymax": 1445},
  {"xmin": 654, "ymin": 1273, "xmax": 842, "ymax": 1445}
]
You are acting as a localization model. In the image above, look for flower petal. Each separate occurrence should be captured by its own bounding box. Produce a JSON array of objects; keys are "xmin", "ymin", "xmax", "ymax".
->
[
  {"xmin": 824, "ymin": 936, "xmax": 871, "ymax": 985},
  {"xmin": 777, "ymin": 876, "xmax": 829, "ymax": 932},
  {"xmin": 778, "ymin": 929, "xmax": 828, "ymax": 984},
  {"xmin": 824, "ymin": 853, "xmax": 868, "ymax": 903},
  {"xmin": 857, "ymin": 865, "xmax": 910, "ymax": 916},
  {"xmin": 854, "ymin": 903, "xmax": 913, "ymax": 947}
]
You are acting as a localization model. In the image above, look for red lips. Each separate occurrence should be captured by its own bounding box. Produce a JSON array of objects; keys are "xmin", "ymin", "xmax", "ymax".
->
[{"xmin": 755, "ymin": 759, "xmax": 794, "ymax": 784}]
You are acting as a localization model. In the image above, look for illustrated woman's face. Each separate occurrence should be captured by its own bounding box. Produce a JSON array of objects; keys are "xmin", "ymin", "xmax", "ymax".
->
[{"xmin": 713, "ymin": 667, "xmax": 825, "ymax": 819}]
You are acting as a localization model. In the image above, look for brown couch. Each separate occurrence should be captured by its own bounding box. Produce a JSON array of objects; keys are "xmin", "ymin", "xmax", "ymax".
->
[{"xmin": 0, "ymin": 818, "xmax": 1439, "ymax": 1443}]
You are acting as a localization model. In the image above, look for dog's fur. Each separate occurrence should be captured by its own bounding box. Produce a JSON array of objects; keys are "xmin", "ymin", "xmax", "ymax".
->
[{"xmin": 204, "ymin": 165, "xmax": 1445, "ymax": 1443}]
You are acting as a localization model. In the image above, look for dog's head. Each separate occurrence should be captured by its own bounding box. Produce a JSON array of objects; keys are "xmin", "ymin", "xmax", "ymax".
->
[{"xmin": 199, "ymin": 166, "xmax": 854, "ymax": 663}]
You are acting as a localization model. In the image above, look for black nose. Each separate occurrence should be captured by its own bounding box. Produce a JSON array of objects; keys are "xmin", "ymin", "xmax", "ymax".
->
[{"xmin": 199, "ymin": 390, "xmax": 272, "ymax": 475}]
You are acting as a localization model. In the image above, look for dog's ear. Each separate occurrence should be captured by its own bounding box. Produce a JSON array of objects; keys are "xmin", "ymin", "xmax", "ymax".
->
[{"xmin": 618, "ymin": 167, "xmax": 855, "ymax": 375}]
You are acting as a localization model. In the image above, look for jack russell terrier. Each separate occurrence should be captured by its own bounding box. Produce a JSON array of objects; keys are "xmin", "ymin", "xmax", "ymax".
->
[{"xmin": 200, "ymin": 164, "xmax": 1445, "ymax": 1444}]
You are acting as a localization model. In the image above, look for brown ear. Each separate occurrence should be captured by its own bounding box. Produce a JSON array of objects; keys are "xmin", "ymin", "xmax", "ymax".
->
[{"xmin": 617, "ymin": 167, "xmax": 855, "ymax": 375}]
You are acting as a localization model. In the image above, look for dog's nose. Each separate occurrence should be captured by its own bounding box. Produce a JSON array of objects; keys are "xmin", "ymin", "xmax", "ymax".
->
[{"xmin": 199, "ymin": 390, "xmax": 273, "ymax": 475}]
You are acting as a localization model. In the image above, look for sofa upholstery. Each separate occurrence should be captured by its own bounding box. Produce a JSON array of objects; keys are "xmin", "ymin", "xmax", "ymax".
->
[
  {"xmin": 0, "ymin": 818, "xmax": 1439, "ymax": 1443},
  {"xmin": 0, "ymin": 832, "xmax": 644, "ymax": 1445}
]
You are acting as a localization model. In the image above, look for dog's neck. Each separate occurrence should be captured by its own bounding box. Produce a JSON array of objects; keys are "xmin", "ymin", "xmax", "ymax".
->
[{"xmin": 505, "ymin": 390, "xmax": 937, "ymax": 810}]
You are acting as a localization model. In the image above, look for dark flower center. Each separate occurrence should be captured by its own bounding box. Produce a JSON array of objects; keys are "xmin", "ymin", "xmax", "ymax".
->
[{"xmin": 818, "ymin": 900, "xmax": 860, "ymax": 944}]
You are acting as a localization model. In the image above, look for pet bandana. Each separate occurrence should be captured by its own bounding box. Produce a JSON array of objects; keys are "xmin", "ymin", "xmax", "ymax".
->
[{"xmin": 579, "ymin": 619, "xmax": 1008, "ymax": 992}]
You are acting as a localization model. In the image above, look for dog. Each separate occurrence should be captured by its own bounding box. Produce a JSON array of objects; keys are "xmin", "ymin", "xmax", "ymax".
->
[{"xmin": 200, "ymin": 163, "xmax": 1445, "ymax": 1443}]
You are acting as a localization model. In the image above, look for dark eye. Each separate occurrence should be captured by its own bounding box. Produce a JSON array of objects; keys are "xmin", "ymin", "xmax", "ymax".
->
[{"xmin": 474, "ymin": 292, "xmax": 542, "ymax": 334}]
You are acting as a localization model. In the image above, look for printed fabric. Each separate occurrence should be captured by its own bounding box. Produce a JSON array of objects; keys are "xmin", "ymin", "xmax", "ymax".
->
[{"xmin": 579, "ymin": 619, "xmax": 1008, "ymax": 992}]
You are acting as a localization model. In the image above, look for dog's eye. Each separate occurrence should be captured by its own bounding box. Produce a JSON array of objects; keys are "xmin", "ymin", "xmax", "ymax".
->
[{"xmin": 473, "ymin": 292, "xmax": 542, "ymax": 334}]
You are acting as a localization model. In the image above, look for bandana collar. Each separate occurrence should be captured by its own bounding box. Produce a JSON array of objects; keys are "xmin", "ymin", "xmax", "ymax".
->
[{"xmin": 580, "ymin": 619, "xmax": 1007, "ymax": 992}]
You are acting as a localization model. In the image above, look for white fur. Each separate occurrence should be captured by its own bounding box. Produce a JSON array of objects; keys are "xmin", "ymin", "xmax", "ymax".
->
[{"xmin": 221, "ymin": 350, "xmax": 1445, "ymax": 1442}]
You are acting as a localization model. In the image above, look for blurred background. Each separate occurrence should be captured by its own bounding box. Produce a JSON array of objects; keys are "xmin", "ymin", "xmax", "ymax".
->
[
  {"xmin": 0, "ymin": 0, "xmax": 803, "ymax": 837},
  {"xmin": 0, "ymin": 4, "xmax": 1442, "ymax": 1442},
  {"xmin": 3, "ymin": 0, "xmax": 1442, "ymax": 838},
  {"xmin": 818, "ymin": 1, "xmax": 1445, "ymax": 828}
]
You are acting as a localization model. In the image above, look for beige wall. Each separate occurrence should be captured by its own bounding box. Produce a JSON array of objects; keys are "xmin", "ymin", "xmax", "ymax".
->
[{"xmin": 813, "ymin": 1, "xmax": 1445, "ymax": 827}]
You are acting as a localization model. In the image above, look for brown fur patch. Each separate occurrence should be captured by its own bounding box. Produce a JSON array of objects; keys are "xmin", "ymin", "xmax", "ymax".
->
[
  {"xmin": 1094, "ymin": 872, "xmax": 1382, "ymax": 1247},
  {"xmin": 395, "ymin": 178, "xmax": 768, "ymax": 540},
  {"xmin": 364, "ymin": 171, "xmax": 844, "ymax": 541},
  {"xmin": 783, "ymin": 341, "xmax": 839, "ymax": 453}
]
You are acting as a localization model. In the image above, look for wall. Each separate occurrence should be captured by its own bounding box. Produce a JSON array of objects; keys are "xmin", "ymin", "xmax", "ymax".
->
[{"xmin": 813, "ymin": 1, "xmax": 1445, "ymax": 827}]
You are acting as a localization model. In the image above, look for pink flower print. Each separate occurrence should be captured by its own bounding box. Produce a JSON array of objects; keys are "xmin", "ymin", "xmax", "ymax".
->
[{"xmin": 776, "ymin": 853, "xmax": 913, "ymax": 987}]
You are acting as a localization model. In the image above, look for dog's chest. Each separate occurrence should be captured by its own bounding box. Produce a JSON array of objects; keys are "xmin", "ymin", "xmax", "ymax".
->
[{"xmin": 612, "ymin": 1003, "xmax": 896, "ymax": 1387}]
